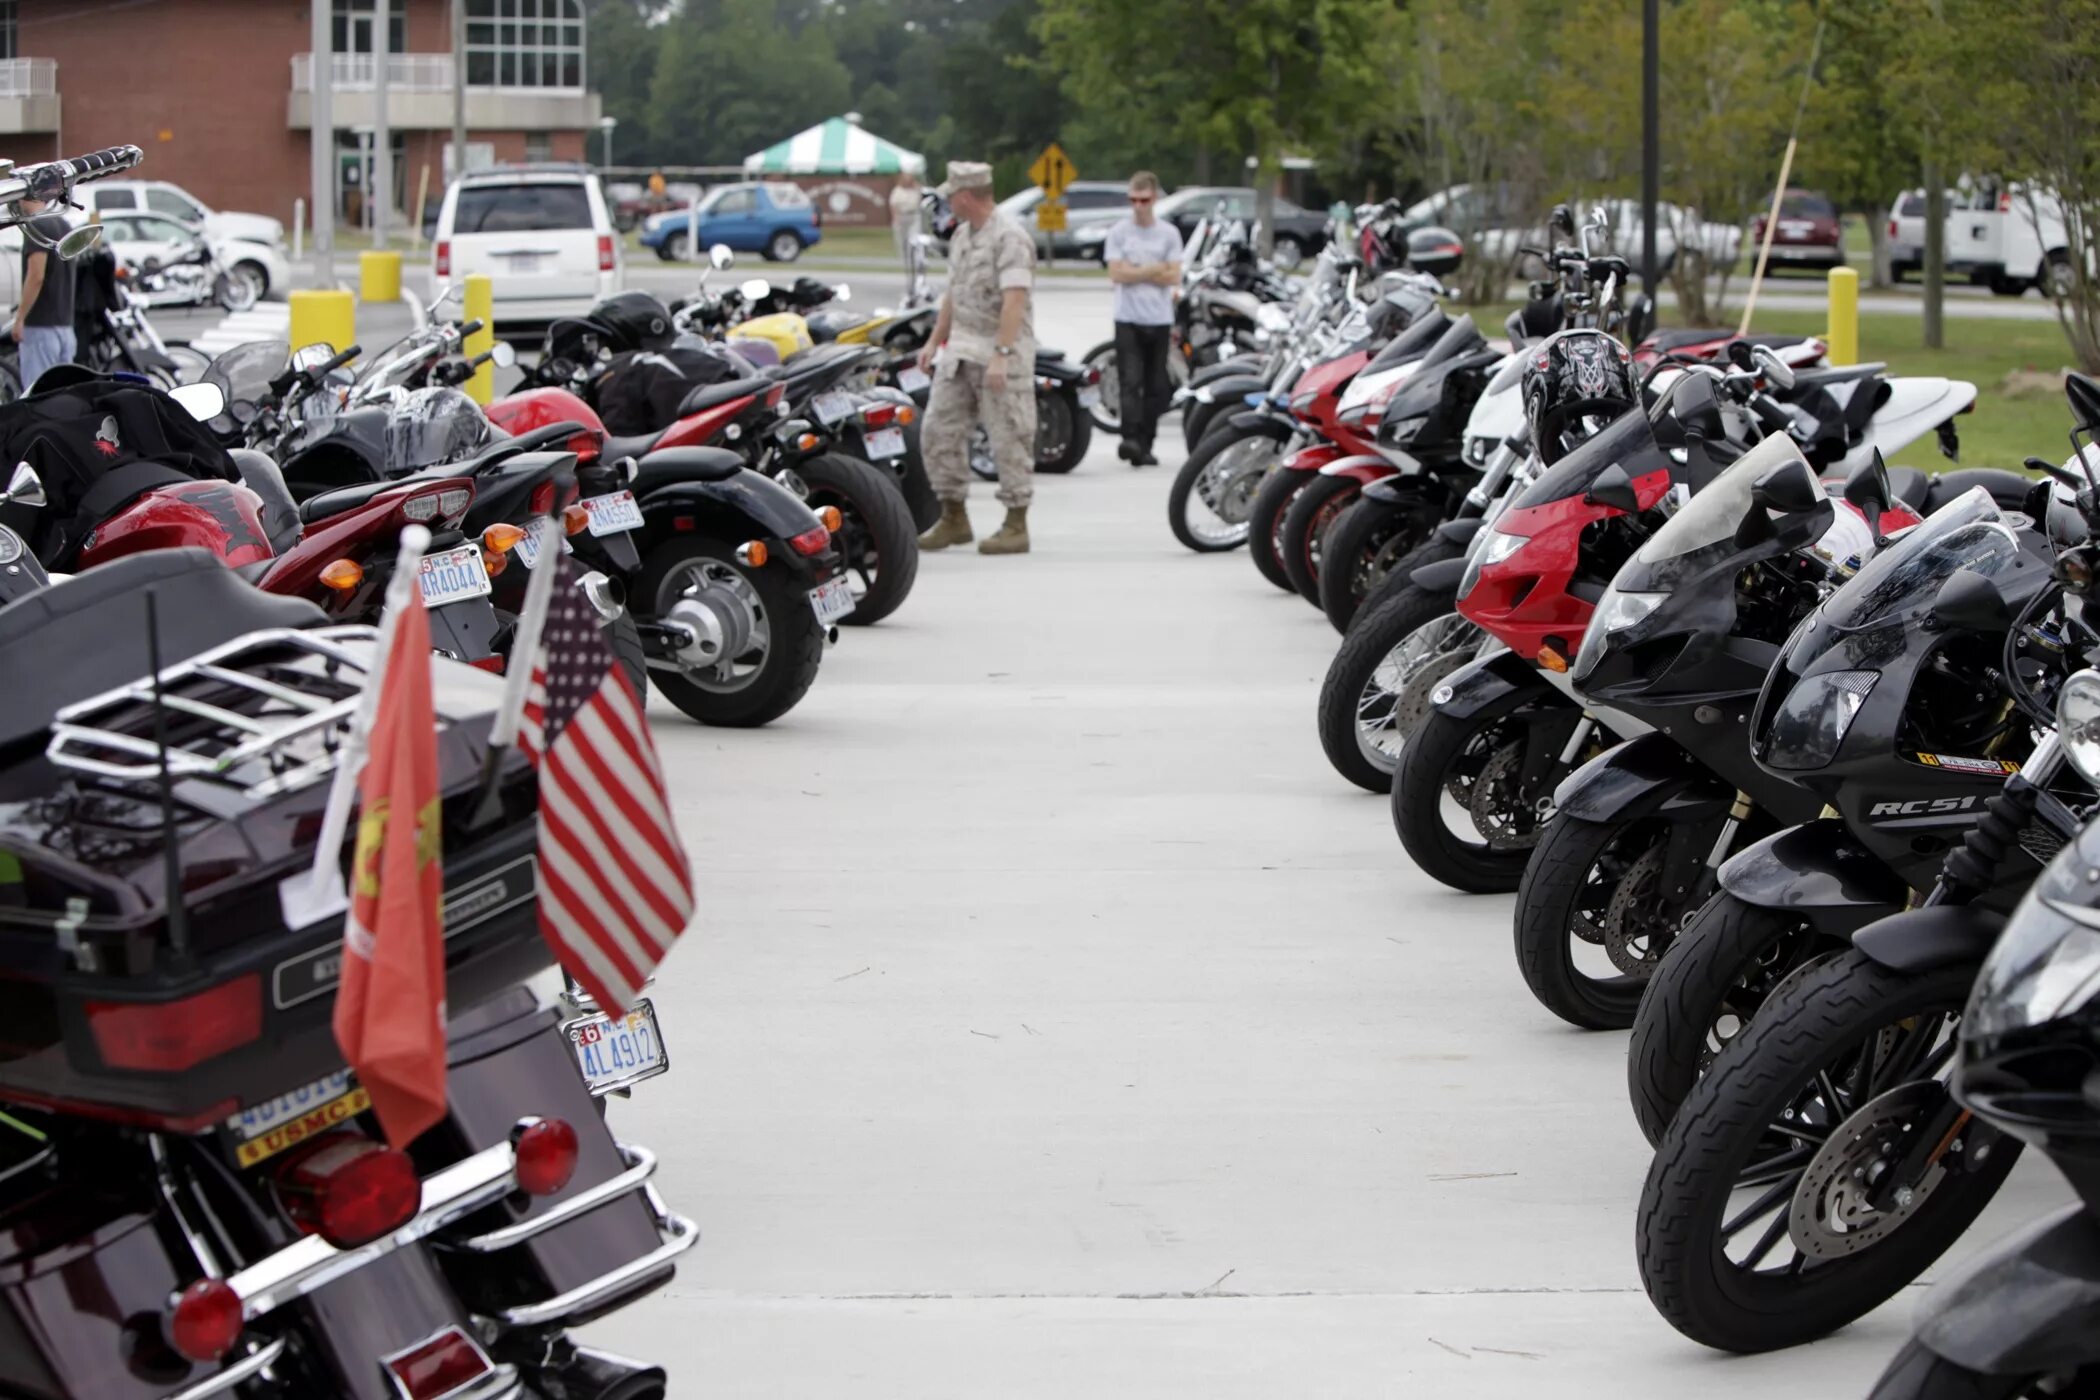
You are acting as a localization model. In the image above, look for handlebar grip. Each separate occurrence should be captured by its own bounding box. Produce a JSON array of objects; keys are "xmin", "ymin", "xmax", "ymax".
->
[
  {"xmin": 458, "ymin": 317, "xmax": 485, "ymax": 339},
  {"xmin": 321, "ymin": 343, "xmax": 362, "ymax": 377},
  {"xmin": 64, "ymin": 146, "xmax": 143, "ymax": 179}
]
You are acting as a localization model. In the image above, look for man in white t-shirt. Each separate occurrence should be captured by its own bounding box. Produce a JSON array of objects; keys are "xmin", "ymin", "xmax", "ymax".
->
[{"xmin": 1103, "ymin": 171, "xmax": 1182, "ymax": 466}]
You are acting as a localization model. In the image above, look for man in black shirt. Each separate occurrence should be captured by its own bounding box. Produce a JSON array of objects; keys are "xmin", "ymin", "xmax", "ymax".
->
[{"xmin": 12, "ymin": 194, "xmax": 76, "ymax": 393}]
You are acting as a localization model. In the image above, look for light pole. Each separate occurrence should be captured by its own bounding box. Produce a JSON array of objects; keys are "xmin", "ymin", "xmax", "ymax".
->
[{"xmin": 599, "ymin": 116, "xmax": 617, "ymax": 172}]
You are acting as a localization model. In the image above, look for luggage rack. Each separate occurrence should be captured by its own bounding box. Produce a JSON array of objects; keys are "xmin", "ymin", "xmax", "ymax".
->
[{"xmin": 45, "ymin": 626, "xmax": 402, "ymax": 801}]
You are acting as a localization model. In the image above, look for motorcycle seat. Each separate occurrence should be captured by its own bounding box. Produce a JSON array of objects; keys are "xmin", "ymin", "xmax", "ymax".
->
[
  {"xmin": 1790, "ymin": 362, "xmax": 1889, "ymax": 390},
  {"xmin": 599, "ymin": 428, "xmax": 666, "ymax": 462},
  {"xmin": 805, "ymin": 309, "xmax": 873, "ymax": 344},
  {"xmin": 1643, "ymin": 329, "xmax": 1804, "ymax": 354},
  {"xmin": 1923, "ymin": 466, "xmax": 2038, "ymax": 513},
  {"xmin": 630, "ymin": 447, "xmax": 746, "ymax": 493},
  {"xmin": 674, "ymin": 376, "xmax": 773, "ymax": 417},
  {"xmin": 298, "ymin": 477, "xmax": 407, "ymax": 525},
  {"xmin": 0, "ymin": 547, "xmax": 327, "ymax": 749}
]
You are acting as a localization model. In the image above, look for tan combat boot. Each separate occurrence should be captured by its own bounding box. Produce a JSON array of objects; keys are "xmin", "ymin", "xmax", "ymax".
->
[
  {"xmin": 977, "ymin": 507, "xmax": 1030, "ymax": 555},
  {"xmin": 918, "ymin": 501, "xmax": 973, "ymax": 550}
]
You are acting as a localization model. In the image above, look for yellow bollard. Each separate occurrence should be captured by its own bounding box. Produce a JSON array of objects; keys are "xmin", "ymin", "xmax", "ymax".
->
[
  {"xmin": 287, "ymin": 288, "xmax": 355, "ymax": 357},
  {"xmin": 359, "ymin": 250, "xmax": 402, "ymax": 303},
  {"xmin": 462, "ymin": 274, "xmax": 495, "ymax": 406},
  {"xmin": 1827, "ymin": 265, "xmax": 1859, "ymax": 367}
]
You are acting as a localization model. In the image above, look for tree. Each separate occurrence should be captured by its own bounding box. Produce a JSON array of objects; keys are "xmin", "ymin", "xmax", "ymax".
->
[
  {"xmin": 1794, "ymin": 0, "xmax": 1917, "ymax": 288},
  {"xmin": 646, "ymin": 0, "xmax": 854, "ymax": 166},
  {"xmin": 586, "ymin": 0, "xmax": 669, "ymax": 167}
]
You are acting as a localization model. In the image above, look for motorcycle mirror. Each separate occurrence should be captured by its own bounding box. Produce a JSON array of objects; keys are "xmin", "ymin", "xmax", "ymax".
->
[
  {"xmin": 1751, "ymin": 458, "xmax": 1822, "ymax": 516},
  {"xmin": 0, "ymin": 462, "xmax": 45, "ymax": 509},
  {"xmin": 487, "ymin": 340, "xmax": 517, "ymax": 369},
  {"xmin": 834, "ymin": 283, "xmax": 851, "ymax": 304},
  {"xmin": 1584, "ymin": 462, "xmax": 1641, "ymax": 514},
  {"xmin": 166, "ymin": 381, "xmax": 226, "ymax": 422},
  {"xmin": 1752, "ymin": 342, "xmax": 1797, "ymax": 391},
  {"xmin": 1673, "ymin": 371, "xmax": 1726, "ymax": 441},
  {"xmin": 1725, "ymin": 339, "xmax": 1756, "ymax": 371},
  {"xmin": 1625, "ymin": 293, "xmax": 1656, "ymax": 348},
  {"xmin": 708, "ymin": 243, "xmax": 735, "ymax": 271},
  {"xmin": 291, "ymin": 342, "xmax": 337, "ymax": 371},
  {"xmin": 1843, "ymin": 449, "xmax": 1894, "ymax": 521},
  {"xmin": 2068, "ymin": 372, "xmax": 2100, "ymax": 434},
  {"xmin": 55, "ymin": 224, "xmax": 103, "ymax": 260},
  {"xmin": 1933, "ymin": 568, "xmax": 2014, "ymax": 632},
  {"xmin": 1550, "ymin": 204, "xmax": 1575, "ymax": 238},
  {"xmin": 740, "ymin": 277, "xmax": 772, "ymax": 302}
]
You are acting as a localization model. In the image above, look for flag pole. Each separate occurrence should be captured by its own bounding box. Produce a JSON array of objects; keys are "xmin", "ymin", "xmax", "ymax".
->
[
  {"xmin": 469, "ymin": 508, "xmax": 564, "ymax": 827},
  {"xmin": 281, "ymin": 525, "xmax": 432, "ymax": 929}
]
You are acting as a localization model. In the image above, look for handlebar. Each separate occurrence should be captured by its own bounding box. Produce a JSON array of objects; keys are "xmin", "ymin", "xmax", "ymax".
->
[
  {"xmin": 318, "ymin": 343, "xmax": 361, "ymax": 378},
  {"xmin": 0, "ymin": 145, "xmax": 143, "ymax": 210},
  {"xmin": 458, "ymin": 318, "xmax": 485, "ymax": 340}
]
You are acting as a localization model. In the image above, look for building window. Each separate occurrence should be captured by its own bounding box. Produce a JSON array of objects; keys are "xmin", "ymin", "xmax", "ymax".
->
[
  {"xmin": 524, "ymin": 131, "xmax": 552, "ymax": 163},
  {"xmin": 0, "ymin": 2, "xmax": 16, "ymax": 61},
  {"xmin": 465, "ymin": 0, "xmax": 585, "ymax": 90},
  {"xmin": 332, "ymin": 0, "xmax": 405, "ymax": 55}
]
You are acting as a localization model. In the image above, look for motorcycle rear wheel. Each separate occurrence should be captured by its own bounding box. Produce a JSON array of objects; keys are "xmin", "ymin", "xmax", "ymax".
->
[
  {"xmin": 638, "ymin": 537, "xmax": 825, "ymax": 727},
  {"xmin": 797, "ymin": 453, "xmax": 919, "ymax": 626},
  {"xmin": 1636, "ymin": 951, "xmax": 2019, "ymax": 1354}
]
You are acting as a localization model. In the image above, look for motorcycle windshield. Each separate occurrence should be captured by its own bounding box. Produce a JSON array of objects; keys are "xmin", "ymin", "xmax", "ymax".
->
[
  {"xmin": 385, "ymin": 386, "xmax": 492, "ymax": 473},
  {"xmin": 205, "ymin": 340, "xmax": 289, "ymax": 418},
  {"xmin": 1821, "ymin": 488, "xmax": 2017, "ymax": 633},
  {"xmin": 1624, "ymin": 434, "xmax": 1824, "ymax": 586},
  {"xmin": 1502, "ymin": 404, "xmax": 1663, "ymax": 510}
]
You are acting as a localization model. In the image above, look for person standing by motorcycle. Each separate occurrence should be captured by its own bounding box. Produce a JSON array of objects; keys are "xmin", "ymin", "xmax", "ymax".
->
[
  {"xmin": 12, "ymin": 192, "xmax": 76, "ymax": 392},
  {"xmin": 1104, "ymin": 171, "xmax": 1182, "ymax": 466},
  {"xmin": 890, "ymin": 168, "xmax": 924, "ymax": 268},
  {"xmin": 916, "ymin": 161, "xmax": 1037, "ymax": 556}
]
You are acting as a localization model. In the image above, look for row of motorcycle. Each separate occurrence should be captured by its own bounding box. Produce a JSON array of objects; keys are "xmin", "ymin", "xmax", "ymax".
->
[{"xmin": 1171, "ymin": 203, "xmax": 2100, "ymax": 1394}]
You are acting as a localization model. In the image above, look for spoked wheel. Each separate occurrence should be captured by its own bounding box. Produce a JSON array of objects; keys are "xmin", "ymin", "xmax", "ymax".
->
[
  {"xmin": 1316, "ymin": 495, "xmax": 1439, "ymax": 633},
  {"xmin": 1513, "ymin": 814, "xmax": 1689, "ymax": 1030},
  {"xmin": 1390, "ymin": 704, "xmax": 1568, "ymax": 893},
  {"xmin": 638, "ymin": 537, "xmax": 826, "ymax": 727},
  {"xmin": 228, "ymin": 261, "xmax": 270, "ymax": 306},
  {"xmin": 1082, "ymin": 340, "xmax": 1121, "ymax": 433},
  {"xmin": 1629, "ymin": 894, "xmax": 1836, "ymax": 1147},
  {"xmin": 1314, "ymin": 584, "xmax": 1472, "ymax": 792},
  {"xmin": 1637, "ymin": 950, "xmax": 2020, "ymax": 1354},
  {"xmin": 796, "ymin": 453, "xmax": 919, "ymax": 626},
  {"xmin": 214, "ymin": 268, "xmax": 260, "ymax": 313},
  {"xmin": 1166, "ymin": 427, "xmax": 1281, "ymax": 552}
]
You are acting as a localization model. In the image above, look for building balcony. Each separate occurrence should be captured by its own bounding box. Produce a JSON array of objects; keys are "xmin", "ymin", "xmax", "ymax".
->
[
  {"xmin": 0, "ymin": 59, "xmax": 60, "ymax": 135},
  {"xmin": 288, "ymin": 53, "xmax": 600, "ymax": 132}
]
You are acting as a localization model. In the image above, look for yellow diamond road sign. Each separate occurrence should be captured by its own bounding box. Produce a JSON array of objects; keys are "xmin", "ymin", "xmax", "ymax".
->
[{"xmin": 1029, "ymin": 143, "xmax": 1076, "ymax": 201}]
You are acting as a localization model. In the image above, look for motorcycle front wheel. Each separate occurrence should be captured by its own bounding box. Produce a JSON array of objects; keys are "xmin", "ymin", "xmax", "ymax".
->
[
  {"xmin": 1277, "ymin": 473, "xmax": 1361, "ymax": 606},
  {"xmin": 1166, "ymin": 425, "xmax": 1280, "ymax": 553},
  {"xmin": 1316, "ymin": 492, "xmax": 1440, "ymax": 633},
  {"xmin": 214, "ymin": 269, "xmax": 259, "ymax": 313},
  {"xmin": 638, "ymin": 537, "xmax": 826, "ymax": 727},
  {"xmin": 1245, "ymin": 468, "xmax": 1311, "ymax": 593},
  {"xmin": 1637, "ymin": 950, "xmax": 2019, "ymax": 1354},
  {"xmin": 1314, "ymin": 581, "xmax": 1472, "ymax": 792},
  {"xmin": 1389, "ymin": 703, "xmax": 1560, "ymax": 893},
  {"xmin": 1512, "ymin": 811, "xmax": 1686, "ymax": 1030},
  {"xmin": 1081, "ymin": 340, "xmax": 1121, "ymax": 433}
]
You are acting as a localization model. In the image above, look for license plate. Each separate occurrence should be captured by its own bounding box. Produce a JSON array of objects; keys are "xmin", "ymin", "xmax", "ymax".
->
[
  {"xmin": 508, "ymin": 253, "xmax": 542, "ymax": 274},
  {"xmin": 417, "ymin": 544, "xmax": 493, "ymax": 606},
  {"xmin": 565, "ymin": 999, "xmax": 668, "ymax": 1094},
  {"xmin": 1078, "ymin": 386, "xmax": 1101, "ymax": 406},
  {"xmin": 865, "ymin": 427, "xmax": 907, "ymax": 460},
  {"xmin": 812, "ymin": 391, "xmax": 855, "ymax": 426},
  {"xmin": 810, "ymin": 574, "xmax": 856, "ymax": 625},
  {"xmin": 225, "ymin": 1069, "xmax": 374, "ymax": 1167},
  {"xmin": 581, "ymin": 489, "xmax": 643, "ymax": 535},
  {"xmin": 897, "ymin": 367, "xmax": 930, "ymax": 393},
  {"xmin": 514, "ymin": 528, "xmax": 573, "ymax": 570}
]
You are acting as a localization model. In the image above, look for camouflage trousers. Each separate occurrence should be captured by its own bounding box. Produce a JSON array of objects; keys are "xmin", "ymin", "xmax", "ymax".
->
[{"xmin": 921, "ymin": 356, "xmax": 1036, "ymax": 509}]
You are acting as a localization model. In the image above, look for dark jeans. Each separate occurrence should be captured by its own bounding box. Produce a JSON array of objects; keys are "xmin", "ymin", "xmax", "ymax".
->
[{"xmin": 1114, "ymin": 320, "xmax": 1172, "ymax": 450}]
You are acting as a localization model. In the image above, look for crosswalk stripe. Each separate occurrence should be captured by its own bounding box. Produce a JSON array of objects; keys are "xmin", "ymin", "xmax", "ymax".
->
[{"xmin": 188, "ymin": 303, "xmax": 291, "ymax": 357}]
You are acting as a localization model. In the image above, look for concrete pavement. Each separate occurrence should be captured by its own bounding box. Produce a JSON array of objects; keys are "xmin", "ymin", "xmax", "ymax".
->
[{"xmin": 569, "ymin": 290, "xmax": 2070, "ymax": 1395}]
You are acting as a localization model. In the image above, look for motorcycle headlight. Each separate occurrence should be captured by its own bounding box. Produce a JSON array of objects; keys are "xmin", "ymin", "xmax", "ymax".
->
[
  {"xmin": 2058, "ymin": 668, "xmax": 2100, "ymax": 789},
  {"xmin": 1457, "ymin": 528, "xmax": 1529, "ymax": 600},
  {"xmin": 1967, "ymin": 895, "xmax": 2100, "ymax": 1040},
  {"xmin": 1385, "ymin": 413, "xmax": 1430, "ymax": 445},
  {"xmin": 1569, "ymin": 588, "xmax": 1666, "ymax": 685},
  {"xmin": 1463, "ymin": 434, "xmax": 1494, "ymax": 467},
  {"xmin": 0, "ymin": 528, "xmax": 20, "ymax": 566},
  {"xmin": 1761, "ymin": 669, "xmax": 1877, "ymax": 770}
]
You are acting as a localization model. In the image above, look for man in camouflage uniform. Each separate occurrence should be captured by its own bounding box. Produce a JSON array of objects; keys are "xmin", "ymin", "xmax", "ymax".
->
[{"xmin": 915, "ymin": 161, "xmax": 1037, "ymax": 555}]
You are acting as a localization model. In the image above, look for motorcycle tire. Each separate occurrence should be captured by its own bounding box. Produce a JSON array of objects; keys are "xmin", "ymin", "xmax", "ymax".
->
[
  {"xmin": 637, "ymin": 536, "xmax": 826, "ymax": 728},
  {"xmin": 1082, "ymin": 340, "xmax": 1121, "ymax": 433},
  {"xmin": 1636, "ymin": 950, "xmax": 2020, "ymax": 1354},
  {"xmin": 1166, "ymin": 424, "xmax": 1284, "ymax": 553},
  {"xmin": 1278, "ymin": 474, "xmax": 1361, "ymax": 606},
  {"xmin": 1316, "ymin": 492, "xmax": 1441, "ymax": 633},
  {"xmin": 1037, "ymin": 387, "xmax": 1091, "ymax": 474},
  {"xmin": 797, "ymin": 452, "xmax": 919, "ymax": 626},
  {"xmin": 1246, "ymin": 468, "xmax": 1311, "ymax": 593},
  {"xmin": 1389, "ymin": 703, "xmax": 1550, "ymax": 893},
  {"xmin": 1183, "ymin": 395, "xmax": 1235, "ymax": 452},
  {"xmin": 1867, "ymin": 1341, "xmax": 2048, "ymax": 1400},
  {"xmin": 214, "ymin": 270, "xmax": 258, "ymax": 314},
  {"xmin": 1512, "ymin": 811, "xmax": 1681, "ymax": 1031},
  {"xmin": 606, "ymin": 609, "xmax": 647, "ymax": 701},
  {"xmin": 1314, "ymin": 581, "xmax": 1470, "ymax": 793},
  {"xmin": 1628, "ymin": 893, "xmax": 1833, "ymax": 1148}
]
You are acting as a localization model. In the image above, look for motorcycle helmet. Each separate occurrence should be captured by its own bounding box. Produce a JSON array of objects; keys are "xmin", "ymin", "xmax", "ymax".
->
[
  {"xmin": 384, "ymin": 386, "xmax": 492, "ymax": 472},
  {"xmin": 921, "ymin": 190, "xmax": 958, "ymax": 241},
  {"xmin": 586, "ymin": 291, "xmax": 677, "ymax": 354},
  {"xmin": 1524, "ymin": 328, "xmax": 1636, "ymax": 464}
]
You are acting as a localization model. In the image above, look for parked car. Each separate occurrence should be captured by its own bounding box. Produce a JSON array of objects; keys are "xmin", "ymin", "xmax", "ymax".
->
[
  {"xmin": 1747, "ymin": 187, "xmax": 1844, "ymax": 271},
  {"xmin": 84, "ymin": 179, "xmax": 284, "ymax": 254},
  {"xmin": 97, "ymin": 210, "xmax": 290, "ymax": 306},
  {"xmin": 1398, "ymin": 184, "xmax": 1743, "ymax": 274},
  {"xmin": 1887, "ymin": 179, "xmax": 2081, "ymax": 296},
  {"xmin": 1151, "ymin": 187, "xmax": 1331, "ymax": 270},
  {"xmin": 999, "ymin": 180, "xmax": 1132, "ymax": 260},
  {"xmin": 430, "ymin": 164, "xmax": 620, "ymax": 326},
  {"xmin": 639, "ymin": 182, "xmax": 821, "ymax": 263}
]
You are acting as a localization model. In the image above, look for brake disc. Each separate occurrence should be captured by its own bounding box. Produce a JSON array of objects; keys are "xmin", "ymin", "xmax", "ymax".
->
[
  {"xmin": 1788, "ymin": 1078, "xmax": 1951, "ymax": 1260},
  {"xmin": 1467, "ymin": 740, "xmax": 1543, "ymax": 853},
  {"xmin": 1602, "ymin": 844, "xmax": 1670, "ymax": 974}
]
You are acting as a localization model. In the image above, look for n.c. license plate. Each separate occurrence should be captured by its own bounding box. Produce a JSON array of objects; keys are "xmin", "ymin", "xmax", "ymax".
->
[
  {"xmin": 809, "ymin": 574, "xmax": 856, "ymax": 625},
  {"xmin": 581, "ymin": 489, "xmax": 644, "ymax": 535},
  {"xmin": 864, "ymin": 427, "xmax": 907, "ymax": 460},
  {"xmin": 417, "ymin": 544, "xmax": 494, "ymax": 606},
  {"xmin": 565, "ymin": 999, "xmax": 668, "ymax": 1094},
  {"xmin": 812, "ymin": 391, "xmax": 854, "ymax": 425},
  {"xmin": 1078, "ymin": 386, "xmax": 1101, "ymax": 407},
  {"xmin": 513, "ymin": 527, "xmax": 574, "ymax": 570},
  {"xmin": 896, "ymin": 367, "xmax": 930, "ymax": 393}
]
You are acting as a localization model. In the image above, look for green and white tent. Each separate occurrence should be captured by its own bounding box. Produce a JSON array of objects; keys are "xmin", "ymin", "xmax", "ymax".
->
[{"xmin": 743, "ymin": 116, "xmax": 926, "ymax": 177}]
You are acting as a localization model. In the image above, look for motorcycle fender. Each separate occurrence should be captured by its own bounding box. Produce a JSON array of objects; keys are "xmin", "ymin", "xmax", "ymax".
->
[
  {"xmin": 1850, "ymin": 903, "xmax": 2006, "ymax": 973},
  {"xmin": 1716, "ymin": 818, "xmax": 1910, "ymax": 935},
  {"xmin": 1317, "ymin": 454, "xmax": 1399, "ymax": 485},
  {"xmin": 1430, "ymin": 648, "xmax": 1554, "ymax": 723},
  {"xmin": 1551, "ymin": 732, "xmax": 1732, "ymax": 824},
  {"xmin": 1433, "ymin": 518, "xmax": 1484, "ymax": 547},
  {"xmin": 1363, "ymin": 474, "xmax": 1445, "ymax": 508},
  {"xmin": 637, "ymin": 472, "xmax": 822, "ymax": 550},
  {"xmin": 1225, "ymin": 408, "xmax": 1294, "ymax": 436},
  {"xmin": 1410, "ymin": 556, "xmax": 1468, "ymax": 593},
  {"xmin": 1913, "ymin": 1205, "xmax": 2100, "ymax": 1377}
]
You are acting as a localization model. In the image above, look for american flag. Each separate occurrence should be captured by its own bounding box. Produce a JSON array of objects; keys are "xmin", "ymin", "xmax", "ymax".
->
[{"xmin": 520, "ymin": 551, "xmax": 694, "ymax": 1013}]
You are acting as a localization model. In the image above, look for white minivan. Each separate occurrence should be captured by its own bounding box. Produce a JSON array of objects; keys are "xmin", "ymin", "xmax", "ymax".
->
[{"xmin": 431, "ymin": 166, "xmax": 619, "ymax": 325}]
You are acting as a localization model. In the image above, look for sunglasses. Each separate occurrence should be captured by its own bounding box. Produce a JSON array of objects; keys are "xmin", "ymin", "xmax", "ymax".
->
[{"xmin": 1129, "ymin": 195, "xmax": 1154, "ymax": 205}]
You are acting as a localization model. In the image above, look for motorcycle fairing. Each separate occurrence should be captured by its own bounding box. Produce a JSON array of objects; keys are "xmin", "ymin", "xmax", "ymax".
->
[{"xmin": 1715, "ymin": 817, "xmax": 1911, "ymax": 935}]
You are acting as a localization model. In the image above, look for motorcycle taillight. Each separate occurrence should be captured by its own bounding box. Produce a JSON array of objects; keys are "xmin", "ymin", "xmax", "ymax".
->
[
  {"xmin": 787, "ymin": 525, "xmax": 829, "ymax": 556},
  {"xmin": 273, "ymin": 1133, "xmax": 422, "ymax": 1248},
  {"xmin": 86, "ymin": 975, "xmax": 262, "ymax": 1071},
  {"xmin": 386, "ymin": 1327, "xmax": 497, "ymax": 1400}
]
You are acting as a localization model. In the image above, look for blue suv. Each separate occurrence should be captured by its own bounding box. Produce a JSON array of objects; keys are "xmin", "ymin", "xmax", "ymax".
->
[{"xmin": 640, "ymin": 182, "xmax": 823, "ymax": 263}]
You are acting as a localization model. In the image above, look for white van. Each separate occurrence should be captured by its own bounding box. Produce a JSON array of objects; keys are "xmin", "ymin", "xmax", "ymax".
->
[
  {"xmin": 430, "ymin": 165, "xmax": 619, "ymax": 325},
  {"xmin": 1887, "ymin": 180, "xmax": 2078, "ymax": 297}
]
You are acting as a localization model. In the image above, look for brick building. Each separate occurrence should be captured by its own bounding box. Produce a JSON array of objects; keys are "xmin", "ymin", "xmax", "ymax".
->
[{"xmin": 0, "ymin": 0, "xmax": 602, "ymax": 229}]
